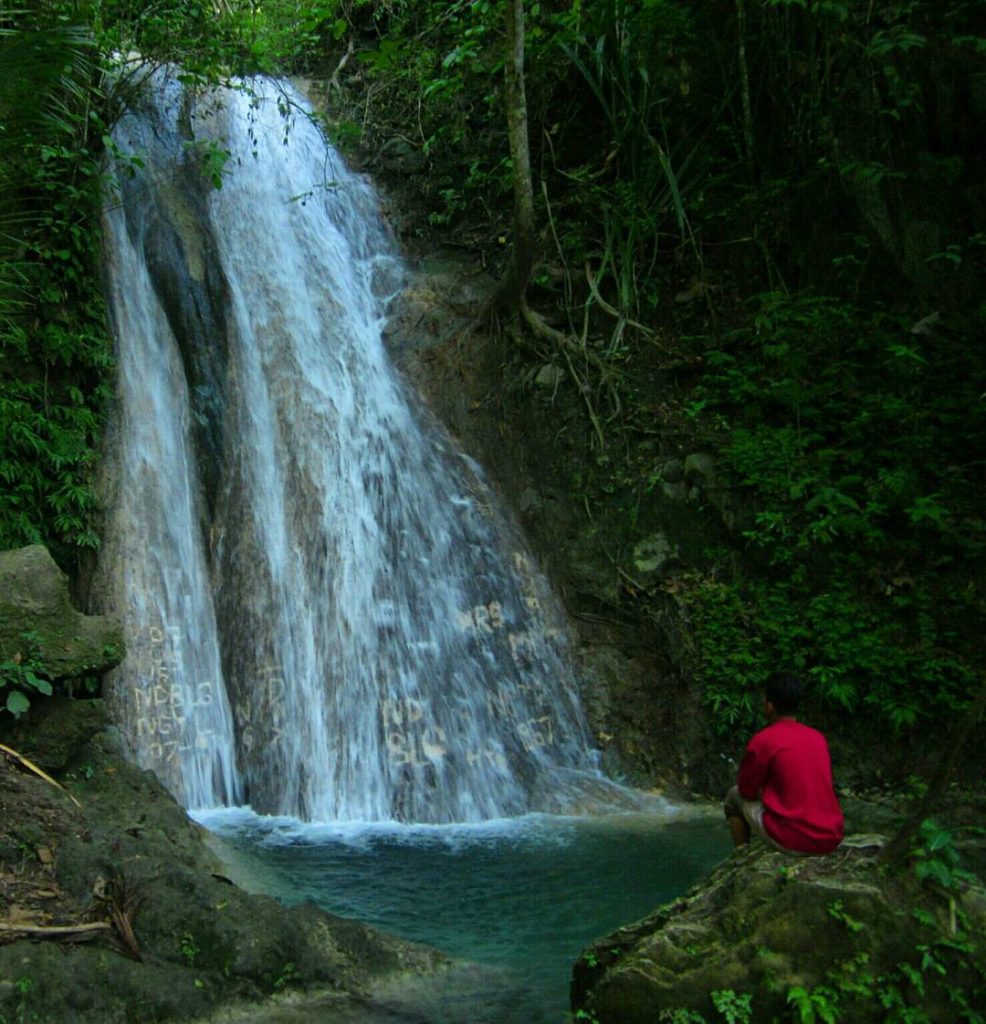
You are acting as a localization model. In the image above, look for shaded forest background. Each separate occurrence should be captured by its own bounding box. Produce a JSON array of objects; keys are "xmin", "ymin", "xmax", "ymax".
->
[{"xmin": 1, "ymin": 0, "xmax": 984, "ymax": 748}]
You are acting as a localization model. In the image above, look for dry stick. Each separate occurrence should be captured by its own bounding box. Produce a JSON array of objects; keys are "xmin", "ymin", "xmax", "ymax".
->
[
  {"xmin": 519, "ymin": 300, "xmax": 607, "ymax": 450},
  {"xmin": 734, "ymin": 0, "xmax": 756, "ymax": 182},
  {"xmin": 109, "ymin": 902, "xmax": 143, "ymax": 962},
  {"xmin": 581, "ymin": 496, "xmax": 651, "ymax": 597},
  {"xmin": 0, "ymin": 743, "xmax": 82, "ymax": 808},
  {"xmin": 540, "ymin": 178, "xmax": 575, "ymax": 318},
  {"xmin": 328, "ymin": 38, "xmax": 354, "ymax": 93},
  {"xmin": 0, "ymin": 922, "xmax": 110, "ymax": 936},
  {"xmin": 584, "ymin": 262, "xmax": 656, "ymax": 341},
  {"xmin": 493, "ymin": 0, "xmax": 536, "ymax": 314}
]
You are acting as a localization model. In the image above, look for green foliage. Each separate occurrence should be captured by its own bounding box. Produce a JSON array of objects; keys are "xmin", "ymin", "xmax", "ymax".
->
[
  {"xmin": 786, "ymin": 984, "xmax": 839, "ymax": 1024},
  {"xmin": 0, "ymin": 8, "xmax": 114, "ymax": 564},
  {"xmin": 679, "ymin": 291, "xmax": 984, "ymax": 733},
  {"xmin": 178, "ymin": 931, "xmax": 200, "ymax": 967},
  {"xmin": 182, "ymin": 139, "xmax": 232, "ymax": 190},
  {"xmin": 827, "ymin": 900, "xmax": 864, "ymax": 934},
  {"xmin": 552, "ymin": 0, "xmax": 701, "ymax": 318},
  {"xmin": 94, "ymin": 0, "xmax": 352, "ymax": 76},
  {"xmin": 271, "ymin": 961, "xmax": 301, "ymax": 992},
  {"xmin": 711, "ymin": 989, "xmax": 753, "ymax": 1024},
  {"xmin": 654, "ymin": 990, "xmax": 753, "ymax": 1024},
  {"xmin": 0, "ymin": 633, "xmax": 53, "ymax": 719},
  {"xmin": 573, "ymin": 1010, "xmax": 600, "ymax": 1024},
  {"xmin": 658, "ymin": 1011, "xmax": 708, "ymax": 1024},
  {"xmin": 911, "ymin": 819, "xmax": 977, "ymax": 893}
]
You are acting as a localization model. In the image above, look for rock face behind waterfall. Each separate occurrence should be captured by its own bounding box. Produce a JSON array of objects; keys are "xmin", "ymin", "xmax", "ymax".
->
[{"xmin": 95, "ymin": 70, "xmax": 618, "ymax": 823}]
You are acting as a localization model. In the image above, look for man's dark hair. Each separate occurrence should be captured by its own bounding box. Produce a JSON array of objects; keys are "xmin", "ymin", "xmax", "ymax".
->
[{"xmin": 765, "ymin": 672, "xmax": 805, "ymax": 715}]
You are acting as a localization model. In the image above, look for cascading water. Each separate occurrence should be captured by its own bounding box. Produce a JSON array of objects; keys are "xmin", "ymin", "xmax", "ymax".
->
[{"xmin": 97, "ymin": 70, "xmax": 624, "ymax": 823}]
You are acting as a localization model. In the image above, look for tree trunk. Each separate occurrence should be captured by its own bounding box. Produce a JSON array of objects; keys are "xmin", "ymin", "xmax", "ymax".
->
[
  {"xmin": 879, "ymin": 677, "xmax": 986, "ymax": 864},
  {"xmin": 734, "ymin": 0, "xmax": 755, "ymax": 181},
  {"xmin": 492, "ymin": 0, "xmax": 536, "ymax": 317}
]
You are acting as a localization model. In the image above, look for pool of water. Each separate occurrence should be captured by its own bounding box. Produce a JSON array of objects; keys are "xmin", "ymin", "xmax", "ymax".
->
[{"xmin": 196, "ymin": 807, "xmax": 730, "ymax": 1023}]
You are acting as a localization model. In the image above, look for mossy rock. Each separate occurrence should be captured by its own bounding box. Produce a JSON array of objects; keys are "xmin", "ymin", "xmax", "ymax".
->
[
  {"xmin": 0, "ymin": 544, "xmax": 124, "ymax": 681},
  {"xmin": 0, "ymin": 702, "xmax": 447, "ymax": 1024},
  {"xmin": 571, "ymin": 839, "xmax": 986, "ymax": 1023}
]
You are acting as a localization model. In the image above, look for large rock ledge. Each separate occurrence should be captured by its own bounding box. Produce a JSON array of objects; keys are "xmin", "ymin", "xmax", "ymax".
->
[
  {"xmin": 0, "ymin": 545, "xmax": 124, "ymax": 680},
  {"xmin": 0, "ymin": 702, "xmax": 447, "ymax": 1024},
  {"xmin": 572, "ymin": 838, "xmax": 986, "ymax": 1023}
]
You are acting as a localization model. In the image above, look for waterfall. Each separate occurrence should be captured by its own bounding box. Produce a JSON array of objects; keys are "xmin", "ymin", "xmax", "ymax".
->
[{"xmin": 97, "ymin": 71, "xmax": 617, "ymax": 823}]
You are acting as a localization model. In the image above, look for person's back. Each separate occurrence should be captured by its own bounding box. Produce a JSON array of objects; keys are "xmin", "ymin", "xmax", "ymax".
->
[
  {"xmin": 738, "ymin": 718, "xmax": 843, "ymax": 854},
  {"xmin": 725, "ymin": 672, "xmax": 844, "ymax": 855}
]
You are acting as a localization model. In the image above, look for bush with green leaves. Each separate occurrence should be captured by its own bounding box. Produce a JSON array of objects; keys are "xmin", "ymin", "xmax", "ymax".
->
[
  {"xmin": 680, "ymin": 292, "xmax": 984, "ymax": 733},
  {"xmin": 0, "ymin": 632, "xmax": 53, "ymax": 718},
  {"xmin": 0, "ymin": 8, "xmax": 114, "ymax": 564}
]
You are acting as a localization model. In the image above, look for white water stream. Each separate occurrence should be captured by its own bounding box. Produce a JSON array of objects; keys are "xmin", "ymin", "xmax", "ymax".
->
[{"xmin": 97, "ymin": 72, "xmax": 633, "ymax": 824}]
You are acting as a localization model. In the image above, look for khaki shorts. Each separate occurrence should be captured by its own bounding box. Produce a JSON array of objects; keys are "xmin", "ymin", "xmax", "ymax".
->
[{"xmin": 723, "ymin": 785, "xmax": 793, "ymax": 854}]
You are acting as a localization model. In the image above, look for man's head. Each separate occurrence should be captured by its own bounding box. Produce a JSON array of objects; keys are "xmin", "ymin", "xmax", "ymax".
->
[{"xmin": 765, "ymin": 672, "xmax": 805, "ymax": 719}]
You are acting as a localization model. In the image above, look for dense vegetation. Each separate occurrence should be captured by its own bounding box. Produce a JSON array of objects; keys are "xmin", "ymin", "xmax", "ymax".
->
[
  {"xmin": 0, "ymin": 6, "xmax": 110, "ymax": 559},
  {"xmin": 1, "ymin": 6, "xmax": 983, "ymax": 1020},
  {"xmin": 317, "ymin": 0, "xmax": 986, "ymax": 741},
  {"xmin": 1, "ymin": 0, "xmax": 983, "ymax": 741}
]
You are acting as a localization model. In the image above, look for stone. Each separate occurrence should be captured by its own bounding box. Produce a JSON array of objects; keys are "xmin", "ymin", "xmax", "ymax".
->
[
  {"xmin": 0, "ymin": 545, "xmax": 124, "ymax": 680},
  {"xmin": 683, "ymin": 452, "xmax": 716, "ymax": 489},
  {"xmin": 564, "ymin": 537, "xmax": 621, "ymax": 606},
  {"xmin": 658, "ymin": 459, "xmax": 684, "ymax": 484},
  {"xmin": 632, "ymin": 533, "xmax": 678, "ymax": 581},
  {"xmin": 375, "ymin": 137, "xmax": 427, "ymax": 174},
  {"xmin": 517, "ymin": 487, "xmax": 544, "ymax": 518},
  {"xmin": 0, "ymin": 703, "xmax": 448, "ymax": 1024},
  {"xmin": 571, "ymin": 839, "xmax": 986, "ymax": 1023},
  {"xmin": 0, "ymin": 696, "xmax": 108, "ymax": 770},
  {"xmin": 535, "ymin": 363, "xmax": 565, "ymax": 388}
]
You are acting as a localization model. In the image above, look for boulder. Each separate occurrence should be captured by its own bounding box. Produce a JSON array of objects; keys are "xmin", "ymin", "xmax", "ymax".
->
[
  {"xmin": 535, "ymin": 363, "xmax": 565, "ymax": 389},
  {"xmin": 631, "ymin": 532, "xmax": 678, "ymax": 584},
  {"xmin": 374, "ymin": 137, "xmax": 427, "ymax": 174},
  {"xmin": 657, "ymin": 459, "xmax": 685, "ymax": 484},
  {"xmin": 683, "ymin": 452, "xmax": 716, "ymax": 490},
  {"xmin": 0, "ymin": 700, "xmax": 448, "ymax": 1024},
  {"xmin": 572, "ymin": 838, "xmax": 986, "ymax": 1023},
  {"xmin": 682, "ymin": 453, "xmax": 734, "ymax": 530},
  {"xmin": 0, "ymin": 545, "xmax": 124, "ymax": 680}
]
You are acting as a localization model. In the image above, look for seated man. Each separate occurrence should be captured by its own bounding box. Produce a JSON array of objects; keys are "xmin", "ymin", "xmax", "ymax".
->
[{"xmin": 724, "ymin": 672, "xmax": 844, "ymax": 855}]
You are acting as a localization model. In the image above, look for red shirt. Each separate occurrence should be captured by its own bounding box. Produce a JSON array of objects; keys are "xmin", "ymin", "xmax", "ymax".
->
[{"xmin": 737, "ymin": 719, "xmax": 844, "ymax": 854}]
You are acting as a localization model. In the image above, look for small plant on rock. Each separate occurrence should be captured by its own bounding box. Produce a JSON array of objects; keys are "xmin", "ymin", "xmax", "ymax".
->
[
  {"xmin": 0, "ymin": 632, "xmax": 52, "ymax": 718},
  {"xmin": 178, "ymin": 932, "xmax": 200, "ymax": 968}
]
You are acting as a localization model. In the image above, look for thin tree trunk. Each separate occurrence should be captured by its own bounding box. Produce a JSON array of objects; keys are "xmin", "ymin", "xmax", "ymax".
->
[
  {"xmin": 879, "ymin": 677, "xmax": 986, "ymax": 864},
  {"xmin": 492, "ymin": 0, "xmax": 536, "ymax": 316},
  {"xmin": 735, "ymin": 0, "xmax": 755, "ymax": 181}
]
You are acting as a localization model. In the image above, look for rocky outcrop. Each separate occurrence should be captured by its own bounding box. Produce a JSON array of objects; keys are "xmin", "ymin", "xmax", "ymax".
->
[
  {"xmin": 572, "ymin": 838, "xmax": 986, "ymax": 1023},
  {"xmin": 0, "ymin": 700, "xmax": 448, "ymax": 1024},
  {"xmin": 0, "ymin": 545, "xmax": 124, "ymax": 680}
]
